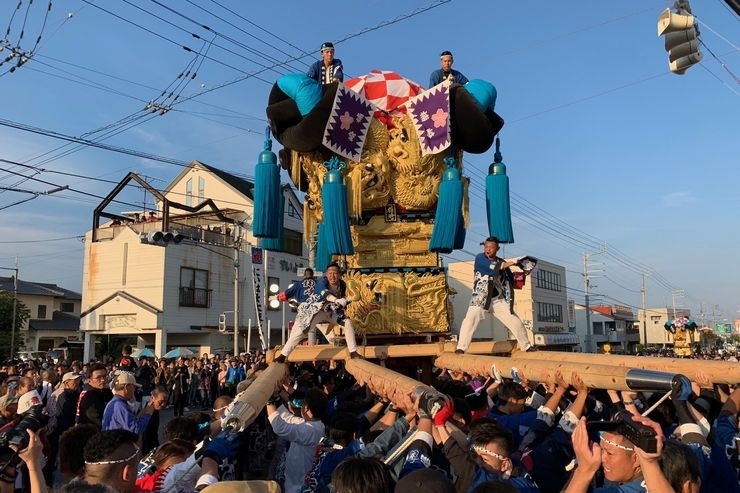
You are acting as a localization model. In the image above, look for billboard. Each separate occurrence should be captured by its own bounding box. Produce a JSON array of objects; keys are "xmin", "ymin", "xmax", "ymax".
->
[{"xmin": 715, "ymin": 323, "xmax": 732, "ymax": 335}]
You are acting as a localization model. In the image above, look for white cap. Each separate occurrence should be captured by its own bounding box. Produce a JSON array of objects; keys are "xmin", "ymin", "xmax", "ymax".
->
[
  {"xmin": 62, "ymin": 371, "xmax": 81, "ymax": 383},
  {"xmin": 113, "ymin": 371, "xmax": 141, "ymax": 387},
  {"xmin": 17, "ymin": 390, "xmax": 42, "ymax": 414}
]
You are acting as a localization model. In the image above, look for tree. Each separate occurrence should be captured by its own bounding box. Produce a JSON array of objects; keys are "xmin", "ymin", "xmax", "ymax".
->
[{"xmin": 0, "ymin": 289, "xmax": 30, "ymax": 360}]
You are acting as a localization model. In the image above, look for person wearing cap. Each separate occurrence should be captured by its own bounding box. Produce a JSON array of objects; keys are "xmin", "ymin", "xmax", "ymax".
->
[
  {"xmin": 306, "ymin": 42, "xmax": 343, "ymax": 85},
  {"xmin": 44, "ymin": 371, "xmax": 82, "ymax": 485},
  {"xmin": 456, "ymin": 236, "xmax": 535, "ymax": 353},
  {"xmin": 429, "ymin": 50, "xmax": 469, "ymax": 87},
  {"xmin": 102, "ymin": 371, "xmax": 155, "ymax": 435}
]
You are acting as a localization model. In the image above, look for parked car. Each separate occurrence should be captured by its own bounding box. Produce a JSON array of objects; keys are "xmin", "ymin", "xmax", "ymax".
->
[{"xmin": 17, "ymin": 350, "xmax": 47, "ymax": 362}]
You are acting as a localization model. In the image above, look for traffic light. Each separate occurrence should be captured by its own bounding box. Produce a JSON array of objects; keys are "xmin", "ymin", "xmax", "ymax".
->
[
  {"xmin": 657, "ymin": 3, "xmax": 702, "ymax": 75},
  {"xmin": 140, "ymin": 231, "xmax": 184, "ymax": 245}
]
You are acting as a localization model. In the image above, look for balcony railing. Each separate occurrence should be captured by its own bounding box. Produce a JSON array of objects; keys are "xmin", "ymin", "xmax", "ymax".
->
[{"xmin": 179, "ymin": 287, "xmax": 211, "ymax": 308}]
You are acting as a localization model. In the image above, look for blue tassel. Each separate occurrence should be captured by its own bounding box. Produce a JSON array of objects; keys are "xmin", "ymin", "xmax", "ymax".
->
[
  {"xmin": 253, "ymin": 127, "xmax": 281, "ymax": 238},
  {"xmin": 453, "ymin": 211, "xmax": 466, "ymax": 250},
  {"xmin": 486, "ymin": 137, "xmax": 514, "ymax": 243},
  {"xmin": 321, "ymin": 156, "xmax": 354, "ymax": 255},
  {"xmin": 315, "ymin": 222, "xmax": 332, "ymax": 272},
  {"xmin": 261, "ymin": 186, "xmax": 284, "ymax": 251},
  {"xmin": 430, "ymin": 157, "xmax": 464, "ymax": 253}
]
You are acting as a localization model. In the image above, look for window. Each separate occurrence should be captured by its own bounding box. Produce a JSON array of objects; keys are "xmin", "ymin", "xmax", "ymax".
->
[
  {"xmin": 179, "ymin": 267, "xmax": 211, "ymax": 307},
  {"xmin": 592, "ymin": 321, "xmax": 604, "ymax": 335},
  {"xmin": 198, "ymin": 177, "xmax": 205, "ymax": 204},
  {"xmin": 535, "ymin": 269, "xmax": 561, "ymax": 291},
  {"xmin": 287, "ymin": 200, "xmax": 301, "ymax": 219},
  {"xmin": 283, "ymin": 229, "xmax": 304, "ymax": 256},
  {"xmin": 60, "ymin": 302, "xmax": 75, "ymax": 313},
  {"xmin": 37, "ymin": 305, "xmax": 47, "ymax": 319},
  {"xmin": 536, "ymin": 302, "xmax": 562, "ymax": 323},
  {"xmin": 185, "ymin": 178, "xmax": 193, "ymax": 207}
]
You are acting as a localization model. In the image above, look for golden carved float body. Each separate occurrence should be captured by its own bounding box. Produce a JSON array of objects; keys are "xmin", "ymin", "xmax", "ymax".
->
[{"xmin": 284, "ymin": 115, "xmax": 462, "ymax": 336}]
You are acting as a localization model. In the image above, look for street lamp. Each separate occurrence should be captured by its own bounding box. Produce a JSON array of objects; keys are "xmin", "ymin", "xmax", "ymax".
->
[{"xmin": 267, "ymin": 282, "xmax": 284, "ymax": 344}]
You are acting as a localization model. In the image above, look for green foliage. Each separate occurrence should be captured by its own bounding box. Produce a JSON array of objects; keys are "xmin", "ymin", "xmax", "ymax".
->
[{"xmin": 0, "ymin": 290, "xmax": 31, "ymax": 360}]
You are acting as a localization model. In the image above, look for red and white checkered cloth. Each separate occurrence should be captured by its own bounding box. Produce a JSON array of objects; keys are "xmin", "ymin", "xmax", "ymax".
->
[{"xmin": 344, "ymin": 70, "xmax": 424, "ymax": 116}]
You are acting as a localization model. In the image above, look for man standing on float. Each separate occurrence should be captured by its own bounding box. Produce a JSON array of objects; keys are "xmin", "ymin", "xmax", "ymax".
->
[
  {"xmin": 456, "ymin": 236, "xmax": 536, "ymax": 353},
  {"xmin": 275, "ymin": 263, "xmax": 360, "ymax": 362}
]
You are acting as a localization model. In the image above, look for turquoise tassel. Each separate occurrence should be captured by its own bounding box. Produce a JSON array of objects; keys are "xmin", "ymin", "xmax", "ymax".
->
[
  {"xmin": 253, "ymin": 127, "xmax": 281, "ymax": 238},
  {"xmin": 453, "ymin": 210, "xmax": 466, "ymax": 250},
  {"xmin": 321, "ymin": 156, "xmax": 354, "ymax": 255},
  {"xmin": 430, "ymin": 157, "xmax": 464, "ymax": 253},
  {"xmin": 486, "ymin": 138, "xmax": 514, "ymax": 243},
  {"xmin": 315, "ymin": 222, "xmax": 332, "ymax": 271},
  {"xmin": 261, "ymin": 186, "xmax": 284, "ymax": 251}
]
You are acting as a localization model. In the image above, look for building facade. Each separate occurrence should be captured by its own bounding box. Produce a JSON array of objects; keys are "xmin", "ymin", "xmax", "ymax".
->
[
  {"xmin": 0, "ymin": 276, "xmax": 82, "ymax": 354},
  {"xmin": 80, "ymin": 161, "xmax": 307, "ymax": 361},
  {"xmin": 447, "ymin": 258, "xmax": 578, "ymax": 351},
  {"xmin": 574, "ymin": 304, "xmax": 640, "ymax": 354},
  {"xmin": 637, "ymin": 307, "xmax": 692, "ymax": 346}
]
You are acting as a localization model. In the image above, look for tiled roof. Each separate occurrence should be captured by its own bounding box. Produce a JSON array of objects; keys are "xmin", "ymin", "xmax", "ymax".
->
[
  {"xmin": 0, "ymin": 277, "xmax": 81, "ymax": 299},
  {"xmin": 29, "ymin": 311, "xmax": 80, "ymax": 331}
]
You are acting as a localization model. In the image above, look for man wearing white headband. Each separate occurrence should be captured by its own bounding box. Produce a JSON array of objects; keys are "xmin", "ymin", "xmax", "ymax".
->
[{"xmin": 429, "ymin": 50, "xmax": 469, "ymax": 87}]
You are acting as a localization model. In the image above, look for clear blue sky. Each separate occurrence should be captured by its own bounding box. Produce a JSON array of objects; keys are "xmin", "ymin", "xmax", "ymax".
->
[{"xmin": 0, "ymin": 0, "xmax": 738, "ymax": 324}]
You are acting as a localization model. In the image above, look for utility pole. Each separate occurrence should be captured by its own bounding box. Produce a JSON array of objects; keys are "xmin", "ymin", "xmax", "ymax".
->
[
  {"xmin": 584, "ymin": 253, "xmax": 592, "ymax": 353},
  {"xmin": 582, "ymin": 248, "xmax": 605, "ymax": 353},
  {"xmin": 671, "ymin": 290, "xmax": 685, "ymax": 319},
  {"xmin": 233, "ymin": 225, "xmax": 242, "ymax": 357},
  {"xmin": 641, "ymin": 273, "xmax": 649, "ymax": 348}
]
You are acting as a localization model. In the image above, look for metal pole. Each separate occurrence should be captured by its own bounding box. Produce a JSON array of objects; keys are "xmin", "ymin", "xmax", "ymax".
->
[
  {"xmin": 233, "ymin": 226, "xmax": 241, "ymax": 357},
  {"xmin": 247, "ymin": 318, "xmax": 252, "ymax": 354},
  {"xmin": 10, "ymin": 263, "xmax": 18, "ymax": 358},
  {"xmin": 583, "ymin": 253, "xmax": 592, "ymax": 353},
  {"xmin": 281, "ymin": 302, "xmax": 286, "ymax": 345},
  {"xmin": 267, "ymin": 320, "xmax": 271, "ymax": 350},
  {"xmin": 641, "ymin": 273, "xmax": 648, "ymax": 348}
]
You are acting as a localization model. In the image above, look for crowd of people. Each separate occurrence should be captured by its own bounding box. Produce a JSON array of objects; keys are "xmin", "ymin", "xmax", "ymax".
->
[{"xmin": 2, "ymin": 342, "xmax": 740, "ymax": 493}]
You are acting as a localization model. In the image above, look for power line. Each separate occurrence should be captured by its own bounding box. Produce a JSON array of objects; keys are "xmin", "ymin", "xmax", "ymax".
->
[{"xmin": 0, "ymin": 235, "xmax": 83, "ymax": 244}]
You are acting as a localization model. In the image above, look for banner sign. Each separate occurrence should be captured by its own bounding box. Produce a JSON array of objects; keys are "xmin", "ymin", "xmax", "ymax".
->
[{"xmin": 251, "ymin": 247, "xmax": 266, "ymax": 349}]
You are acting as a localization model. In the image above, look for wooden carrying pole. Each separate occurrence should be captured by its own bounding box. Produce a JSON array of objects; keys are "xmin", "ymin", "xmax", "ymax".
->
[
  {"xmin": 434, "ymin": 353, "xmax": 681, "ymax": 392},
  {"xmin": 266, "ymin": 340, "xmax": 516, "ymax": 363},
  {"xmin": 345, "ymin": 358, "xmax": 431, "ymax": 402},
  {"xmin": 512, "ymin": 351, "xmax": 740, "ymax": 386},
  {"xmin": 223, "ymin": 361, "xmax": 288, "ymax": 431}
]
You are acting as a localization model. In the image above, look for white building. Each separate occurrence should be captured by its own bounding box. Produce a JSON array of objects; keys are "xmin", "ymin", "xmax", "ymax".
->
[
  {"xmin": 80, "ymin": 161, "xmax": 307, "ymax": 360},
  {"xmin": 636, "ymin": 307, "xmax": 692, "ymax": 346},
  {"xmin": 574, "ymin": 304, "xmax": 640, "ymax": 353},
  {"xmin": 0, "ymin": 276, "xmax": 82, "ymax": 356}
]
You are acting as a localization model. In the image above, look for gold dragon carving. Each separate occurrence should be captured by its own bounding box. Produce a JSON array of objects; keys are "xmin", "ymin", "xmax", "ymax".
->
[{"xmin": 291, "ymin": 114, "xmax": 467, "ymax": 335}]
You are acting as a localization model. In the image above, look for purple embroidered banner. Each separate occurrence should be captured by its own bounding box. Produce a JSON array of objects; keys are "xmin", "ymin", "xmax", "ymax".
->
[
  {"xmin": 323, "ymin": 83, "xmax": 374, "ymax": 162},
  {"xmin": 405, "ymin": 82, "xmax": 451, "ymax": 156}
]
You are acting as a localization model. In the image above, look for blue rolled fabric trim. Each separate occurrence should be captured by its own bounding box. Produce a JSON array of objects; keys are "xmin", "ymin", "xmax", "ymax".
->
[
  {"xmin": 277, "ymin": 73, "xmax": 322, "ymax": 116},
  {"xmin": 464, "ymin": 79, "xmax": 497, "ymax": 112}
]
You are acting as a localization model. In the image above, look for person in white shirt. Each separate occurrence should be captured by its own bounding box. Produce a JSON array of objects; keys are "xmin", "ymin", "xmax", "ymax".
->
[{"xmin": 266, "ymin": 388, "xmax": 327, "ymax": 493}]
